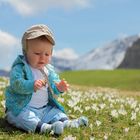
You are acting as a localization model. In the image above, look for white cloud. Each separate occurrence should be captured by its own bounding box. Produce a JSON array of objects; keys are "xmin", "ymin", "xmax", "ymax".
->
[
  {"xmin": 2, "ymin": 0, "xmax": 91, "ymax": 16},
  {"xmin": 0, "ymin": 30, "xmax": 79, "ymax": 69},
  {"xmin": 53, "ymin": 48, "xmax": 79, "ymax": 60},
  {"xmin": 0, "ymin": 30, "xmax": 21, "ymax": 70},
  {"xmin": 0, "ymin": 30, "xmax": 18, "ymax": 47}
]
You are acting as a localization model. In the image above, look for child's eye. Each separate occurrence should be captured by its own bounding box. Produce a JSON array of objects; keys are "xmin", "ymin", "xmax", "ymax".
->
[
  {"xmin": 45, "ymin": 53, "xmax": 49, "ymax": 56},
  {"xmin": 34, "ymin": 53, "xmax": 40, "ymax": 55}
]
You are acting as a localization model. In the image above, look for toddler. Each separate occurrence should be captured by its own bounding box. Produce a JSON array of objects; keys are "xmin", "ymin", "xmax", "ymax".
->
[{"xmin": 5, "ymin": 24, "xmax": 88, "ymax": 135}]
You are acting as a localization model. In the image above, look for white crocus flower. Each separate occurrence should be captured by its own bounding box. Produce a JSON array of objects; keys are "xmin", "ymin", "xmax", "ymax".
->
[
  {"xmin": 0, "ymin": 81, "xmax": 7, "ymax": 88},
  {"xmin": 130, "ymin": 101, "xmax": 137, "ymax": 109},
  {"xmin": 124, "ymin": 127, "xmax": 129, "ymax": 133},
  {"xmin": 57, "ymin": 97, "xmax": 64, "ymax": 103},
  {"xmin": 63, "ymin": 135, "xmax": 76, "ymax": 140},
  {"xmin": 1, "ymin": 100, "xmax": 5, "ymax": 108},
  {"xmin": 135, "ymin": 107, "xmax": 139, "ymax": 113},
  {"xmin": 110, "ymin": 103, "xmax": 114, "ymax": 108},
  {"xmin": 92, "ymin": 104, "xmax": 99, "ymax": 112},
  {"xmin": 118, "ymin": 108, "xmax": 127, "ymax": 116},
  {"xmin": 131, "ymin": 112, "xmax": 136, "ymax": 120},
  {"xmin": 0, "ymin": 91, "xmax": 3, "ymax": 96},
  {"xmin": 111, "ymin": 109, "xmax": 119, "ymax": 118},
  {"xmin": 89, "ymin": 123, "xmax": 93, "ymax": 130},
  {"xmin": 99, "ymin": 103, "xmax": 106, "ymax": 109},
  {"xmin": 85, "ymin": 106, "xmax": 91, "ymax": 111},
  {"xmin": 90, "ymin": 137, "xmax": 95, "ymax": 140},
  {"xmin": 74, "ymin": 106, "xmax": 83, "ymax": 113},
  {"xmin": 95, "ymin": 120, "xmax": 102, "ymax": 126},
  {"xmin": 104, "ymin": 135, "xmax": 108, "ymax": 140}
]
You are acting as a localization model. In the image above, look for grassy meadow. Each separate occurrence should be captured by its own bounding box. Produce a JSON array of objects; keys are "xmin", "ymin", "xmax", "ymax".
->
[
  {"xmin": 60, "ymin": 69, "xmax": 140, "ymax": 91},
  {"xmin": 0, "ymin": 69, "xmax": 140, "ymax": 139}
]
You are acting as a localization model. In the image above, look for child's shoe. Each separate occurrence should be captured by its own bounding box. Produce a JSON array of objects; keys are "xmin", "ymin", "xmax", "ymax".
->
[
  {"xmin": 41, "ymin": 121, "xmax": 64, "ymax": 135},
  {"xmin": 63, "ymin": 116, "xmax": 88, "ymax": 128},
  {"xmin": 52, "ymin": 121, "xmax": 64, "ymax": 135},
  {"xmin": 78, "ymin": 116, "xmax": 88, "ymax": 126}
]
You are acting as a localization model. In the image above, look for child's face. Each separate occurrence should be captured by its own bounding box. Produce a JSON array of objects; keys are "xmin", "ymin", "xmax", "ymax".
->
[{"xmin": 26, "ymin": 38, "xmax": 53, "ymax": 69}]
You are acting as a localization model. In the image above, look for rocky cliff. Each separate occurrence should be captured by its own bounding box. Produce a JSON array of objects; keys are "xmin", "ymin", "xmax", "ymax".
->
[{"xmin": 118, "ymin": 38, "xmax": 140, "ymax": 69}]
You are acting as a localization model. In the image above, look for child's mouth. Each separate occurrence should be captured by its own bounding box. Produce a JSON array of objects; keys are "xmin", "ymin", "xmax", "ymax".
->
[{"xmin": 38, "ymin": 62, "xmax": 44, "ymax": 65}]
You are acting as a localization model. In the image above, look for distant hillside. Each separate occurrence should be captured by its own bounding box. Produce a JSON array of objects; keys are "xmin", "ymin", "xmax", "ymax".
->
[
  {"xmin": 51, "ymin": 57, "xmax": 73, "ymax": 72},
  {"xmin": 52, "ymin": 34, "xmax": 140, "ymax": 71},
  {"xmin": 0, "ymin": 70, "xmax": 10, "ymax": 77},
  {"xmin": 118, "ymin": 38, "xmax": 140, "ymax": 68}
]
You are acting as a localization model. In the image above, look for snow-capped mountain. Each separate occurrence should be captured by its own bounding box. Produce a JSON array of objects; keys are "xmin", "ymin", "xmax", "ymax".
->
[
  {"xmin": 52, "ymin": 34, "xmax": 140, "ymax": 71},
  {"xmin": 74, "ymin": 35, "xmax": 140, "ymax": 70},
  {"xmin": 51, "ymin": 57, "xmax": 74, "ymax": 72}
]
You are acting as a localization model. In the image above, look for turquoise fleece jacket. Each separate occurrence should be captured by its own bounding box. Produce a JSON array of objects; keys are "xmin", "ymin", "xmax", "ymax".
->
[{"xmin": 5, "ymin": 55, "xmax": 65, "ymax": 116}]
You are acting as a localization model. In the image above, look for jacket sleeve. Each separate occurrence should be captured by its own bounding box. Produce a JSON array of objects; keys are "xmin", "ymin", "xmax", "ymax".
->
[
  {"xmin": 10, "ymin": 64, "xmax": 34, "ymax": 95},
  {"xmin": 47, "ymin": 65, "xmax": 63, "ymax": 95}
]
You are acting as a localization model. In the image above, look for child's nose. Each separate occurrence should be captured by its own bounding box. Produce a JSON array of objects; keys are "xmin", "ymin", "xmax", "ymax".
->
[{"xmin": 40, "ymin": 54, "xmax": 45, "ymax": 60}]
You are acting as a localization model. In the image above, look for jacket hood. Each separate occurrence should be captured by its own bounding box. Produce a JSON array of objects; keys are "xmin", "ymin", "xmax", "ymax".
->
[{"xmin": 12, "ymin": 55, "xmax": 27, "ymax": 68}]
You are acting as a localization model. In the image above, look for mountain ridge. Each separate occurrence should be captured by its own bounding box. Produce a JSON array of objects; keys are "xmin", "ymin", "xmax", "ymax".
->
[
  {"xmin": 0, "ymin": 34, "xmax": 140, "ymax": 76},
  {"xmin": 52, "ymin": 34, "xmax": 140, "ymax": 71}
]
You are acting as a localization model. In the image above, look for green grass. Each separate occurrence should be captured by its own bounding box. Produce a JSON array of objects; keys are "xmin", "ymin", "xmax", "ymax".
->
[
  {"xmin": 0, "ymin": 70, "xmax": 140, "ymax": 139},
  {"xmin": 60, "ymin": 69, "xmax": 140, "ymax": 91},
  {"xmin": 1, "ymin": 87, "xmax": 140, "ymax": 139}
]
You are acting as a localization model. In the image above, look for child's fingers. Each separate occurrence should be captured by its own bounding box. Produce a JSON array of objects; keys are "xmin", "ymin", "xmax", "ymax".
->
[
  {"xmin": 62, "ymin": 81, "xmax": 69, "ymax": 89},
  {"xmin": 36, "ymin": 81, "xmax": 42, "ymax": 87},
  {"xmin": 61, "ymin": 79, "xmax": 68, "ymax": 85},
  {"xmin": 58, "ymin": 82, "xmax": 69, "ymax": 92},
  {"xmin": 54, "ymin": 78, "xmax": 69, "ymax": 92},
  {"xmin": 34, "ymin": 79, "xmax": 44, "ymax": 90}
]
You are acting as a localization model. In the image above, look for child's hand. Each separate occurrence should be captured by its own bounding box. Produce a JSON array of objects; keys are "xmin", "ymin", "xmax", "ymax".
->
[
  {"xmin": 34, "ymin": 79, "xmax": 46, "ymax": 92},
  {"xmin": 55, "ymin": 79, "xmax": 69, "ymax": 92}
]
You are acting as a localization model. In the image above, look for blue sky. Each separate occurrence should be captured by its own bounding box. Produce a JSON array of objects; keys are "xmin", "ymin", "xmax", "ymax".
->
[{"xmin": 0, "ymin": 0, "xmax": 140, "ymax": 70}]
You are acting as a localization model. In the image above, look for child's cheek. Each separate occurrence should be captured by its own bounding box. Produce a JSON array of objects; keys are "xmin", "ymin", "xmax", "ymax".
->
[{"xmin": 48, "ymin": 56, "xmax": 51, "ymax": 62}]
